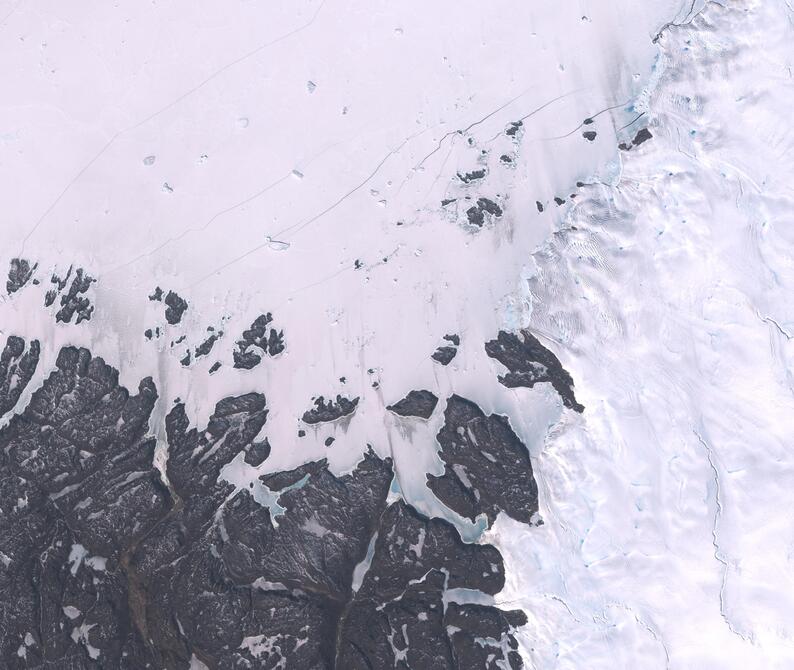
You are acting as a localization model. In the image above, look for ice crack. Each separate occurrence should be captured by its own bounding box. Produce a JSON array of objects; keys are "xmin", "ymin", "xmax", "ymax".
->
[{"xmin": 693, "ymin": 429, "xmax": 753, "ymax": 643}]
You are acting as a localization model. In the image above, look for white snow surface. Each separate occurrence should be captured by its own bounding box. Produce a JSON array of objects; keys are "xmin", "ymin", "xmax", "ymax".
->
[
  {"xmin": 0, "ymin": 0, "xmax": 693, "ymax": 482},
  {"xmin": 2, "ymin": 0, "xmax": 793, "ymax": 667},
  {"xmin": 488, "ymin": 1, "xmax": 794, "ymax": 667}
]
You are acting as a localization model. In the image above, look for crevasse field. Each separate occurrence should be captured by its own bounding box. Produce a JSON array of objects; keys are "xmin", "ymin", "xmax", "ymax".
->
[{"xmin": 0, "ymin": 0, "xmax": 792, "ymax": 667}]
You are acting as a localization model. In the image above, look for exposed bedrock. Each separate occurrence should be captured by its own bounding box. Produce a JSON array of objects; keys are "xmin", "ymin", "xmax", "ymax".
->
[
  {"xmin": 0, "ymin": 335, "xmax": 40, "ymax": 416},
  {"xmin": 6, "ymin": 258, "xmax": 37, "ymax": 295},
  {"xmin": 387, "ymin": 389, "xmax": 439, "ymax": 419},
  {"xmin": 485, "ymin": 329, "xmax": 584, "ymax": 413},
  {"xmin": 302, "ymin": 394, "xmax": 359, "ymax": 424},
  {"xmin": 428, "ymin": 394, "xmax": 539, "ymax": 526},
  {"xmin": 233, "ymin": 313, "xmax": 286, "ymax": 369},
  {"xmin": 164, "ymin": 290, "xmax": 189, "ymax": 325},
  {"xmin": 0, "ymin": 345, "xmax": 529, "ymax": 668}
]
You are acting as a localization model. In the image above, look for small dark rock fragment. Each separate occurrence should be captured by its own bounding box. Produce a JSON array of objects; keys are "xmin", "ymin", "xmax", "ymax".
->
[
  {"xmin": 302, "ymin": 395, "xmax": 359, "ymax": 424},
  {"xmin": 583, "ymin": 130, "xmax": 597, "ymax": 141},
  {"xmin": 208, "ymin": 361, "xmax": 221, "ymax": 374},
  {"xmin": 432, "ymin": 346, "xmax": 457, "ymax": 366},
  {"xmin": 387, "ymin": 389, "xmax": 439, "ymax": 419},
  {"xmin": 466, "ymin": 205, "xmax": 485, "ymax": 227},
  {"xmin": 465, "ymin": 197, "xmax": 503, "ymax": 228},
  {"xmin": 267, "ymin": 328, "xmax": 285, "ymax": 356},
  {"xmin": 233, "ymin": 313, "xmax": 285, "ymax": 369},
  {"xmin": 324, "ymin": 436, "xmax": 335, "ymax": 447},
  {"xmin": 55, "ymin": 268, "xmax": 95, "ymax": 324},
  {"xmin": 505, "ymin": 120, "xmax": 523, "ymax": 137},
  {"xmin": 195, "ymin": 331, "xmax": 221, "ymax": 358},
  {"xmin": 632, "ymin": 127, "xmax": 653, "ymax": 145},
  {"xmin": 149, "ymin": 286, "xmax": 163, "ymax": 301},
  {"xmin": 620, "ymin": 127, "xmax": 653, "ymax": 151},
  {"xmin": 554, "ymin": 197, "xmax": 566, "ymax": 206},
  {"xmin": 457, "ymin": 169, "xmax": 486, "ymax": 184},
  {"xmin": 536, "ymin": 201, "xmax": 544, "ymax": 212},
  {"xmin": 6, "ymin": 258, "xmax": 37, "ymax": 294},
  {"xmin": 164, "ymin": 290, "xmax": 188, "ymax": 325},
  {"xmin": 443, "ymin": 333, "xmax": 460, "ymax": 346},
  {"xmin": 478, "ymin": 197, "xmax": 502, "ymax": 217}
]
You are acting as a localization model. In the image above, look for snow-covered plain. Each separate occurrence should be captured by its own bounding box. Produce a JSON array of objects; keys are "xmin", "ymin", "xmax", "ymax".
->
[
  {"xmin": 2, "ymin": 0, "xmax": 793, "ymax": 666},
  {"xmin": 0, "ymin": 0, "xmax": 694, "ymax": 480}
]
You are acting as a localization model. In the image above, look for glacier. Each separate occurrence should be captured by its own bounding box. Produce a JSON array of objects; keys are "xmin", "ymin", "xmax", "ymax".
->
[{"xmin": 1, "ymin": 0, "xmax": 792, "ymax": 667}]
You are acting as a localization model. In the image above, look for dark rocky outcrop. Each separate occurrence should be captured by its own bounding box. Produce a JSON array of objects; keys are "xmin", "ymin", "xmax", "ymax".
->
[
  {"xmin": 457, "ymin": 169, "xmax": 487, "ymax": 184},
  {"xmin": 0, "ymin": 347, "xmax": 168, "ymax": 667},
  {"xmin": 46, "ymin": 267, "xmax": 95, "ymax": 324},
  {"xmin": 632, "ymin": 128, "xmax": 653, "ymax": 145},
  {"xmin": 619, "ymin": 127, "xmax": 653, "ymax": 151},
  {"xmin": 466, "ymin": 197, "xmax": 503, "ymax": 227},
  {"xmin": 432, "ymin": 346, "xmax": 458, "ymax": 365},
  {"xmin": 0, "ymin": 346, "xmax": 531, "ymax": 668},
  {"xmin": 233, "ymin": 313, "xmax": 285, "ymax": 369},
  {"xmin": 164, "ymin": 290, "xmax": 188, "ymax": 325},
  {"xmin": 387, "ymin": 389, "xmax": 439, "ymax": 419},
  {"xmin": 194, "ymin": 331, "xmax": 221, "ymax": 359},
  {"xmin": 302, "ymin": 395, "xmax": 359, "ymax": 424},
  {"xmin": 6, "ymin": 258, "xmax": 37, "ymax": 294},
  {"xmin": 0, "ymin": 336, "xmax": 39, "ymax": 416},
  {"xmin": 336, "ymin": 502, "xmax": 525, "ymax": 670},
  {"xmin": 505, "ymin": 121, "xmax": 523, "ymax": 137},
  {"xmin": 485, "ymin": 329, "xmax": 584, "ymax": 412},
  {"xmin": 428, "ymin": 395, "xmax": 538, "ymax": 525},
  {"xmin": 445, "ymin": 603, "xmax": 527, "ymax": 670},
  {"xmin": 443, "ymin": 333, "xmax": 460, "ymax": 346}
]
